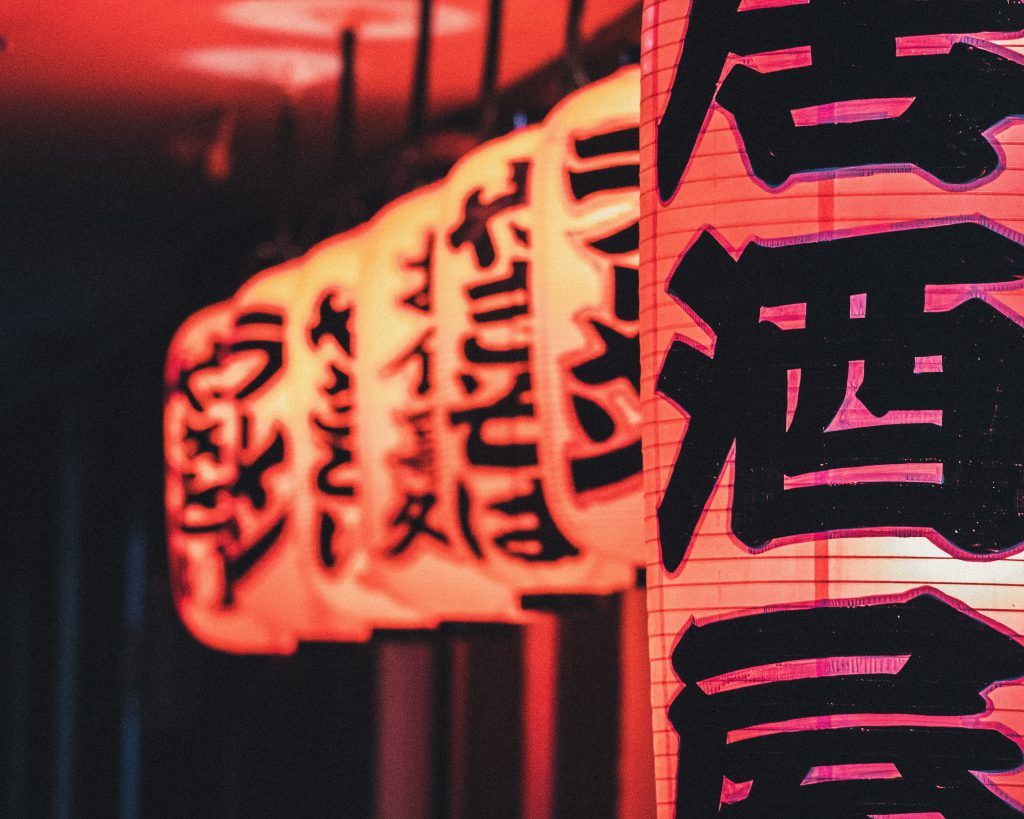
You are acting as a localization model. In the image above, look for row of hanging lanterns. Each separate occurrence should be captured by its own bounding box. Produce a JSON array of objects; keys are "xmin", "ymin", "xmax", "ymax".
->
[{"xmin": 165, "ymin": 65, "xmax": 642, "ymax": 654}]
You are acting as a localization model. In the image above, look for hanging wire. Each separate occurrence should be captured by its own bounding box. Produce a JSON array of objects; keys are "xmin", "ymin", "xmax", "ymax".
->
[
  {"xmin": 336, "ymin": 27, "xmax": 357, "ymax": 182},
  {"xmin": 408, "ymin": 0, "xmax": 433, "ymax": 143},
  {"xmin": 564, "ymin": 0, "xmax": 590, "ymax": 90},
  {"xmin": 477, "ymin": 0, "xmax": 503, "ymax": 138}
]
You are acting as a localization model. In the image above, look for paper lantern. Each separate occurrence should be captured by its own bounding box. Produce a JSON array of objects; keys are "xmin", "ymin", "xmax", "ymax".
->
[
  {"xmin": 642, "ymin": 1, "xmax": 1024, "ymax": 815},
  {"xmin": 166, "ymin": 301, "xmax": 256, "ymax": 650},
  {"xmin": 166, "ymin": 237, "xmax": 423, "ymax": 653},
  {"xmin": 165, "ymin": 281, "xmax": 310, "ymax": 654},
  {"xmin": 167, "ymin": 70, "xmax": 661, "ymax": 651},
  {"xmin": 532, "ymin": 65, "xmax": 644, "ymax": 574},
  {"xmin": 353, "ymin": 183, "xmax": 523, "ymax": 622},
  {"xmin": 432, "ymin": 122, "xmax": 636, "ymax": 599},
  {"xmin": 281, "ymin": 229, "xmax": 428, "ymax": 638}
]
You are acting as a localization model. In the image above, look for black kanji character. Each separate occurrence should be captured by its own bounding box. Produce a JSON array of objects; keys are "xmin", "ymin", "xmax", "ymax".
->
[
  {"xmin": 384, "ymin": 329, "xmax": 434, "ymax": 395},
  {"xmin": 450, "ymin": 370, "xmax": 538, "ymax": 467},
  {"xmin": 396, "ymin": 410, "xmax": 434, "ymax": 474},
  {"xmin": 568, "ymin": 126, "xmax": 640, "ymax": 202},
  {"xmin": 490, "ymin": 479, "xmax": 580, "ymax": 561},
  {"xmin": 467, "ymin": 259, "xmax": 530, "ymax": 324},
  {"xmin": 402, "ymin": 232, "xmax": 434, "ymax": 313},
  {"xmin": 316, "ymin": 440, "xmax": 355, "ymax": 497},
  {"xmin": 657, "ymin": 222, "xmax": 1024, "ymax": 570},
  {"xmin": 456, "ymin": 479, "xmax": 580, "ymax": 562},
  {"xmin": 449, "ymin": 161, "xmax": 529, "ymax": 268},
  {"xmin": 657, "ymin": 0, "xmax": 1024, "ymax": 196},
  {"xmin": 319, "ymin": 511, "xmax": 339, "ymax": 568},
  {"xmin": 232, "ymin": 431, "xmax": 285, "ymax": 510},
  {"xmin": 324, "ymin": 364, "xmax": 350, "ymax": 396},
  {"xmin": 219, "ymin": 516, "xmax": 287, "ymax": 606},
  {"xmin": 570, "ymin": 440, "xmax": 642, "ymax": 494},
  {"xmin": 571, "ymin": 319, "xmax": 640, "ymax": 394},
  {"xmin": 388, "ymin": 493, "xmax": 448, "ymax": 556},
  {"xmin": 184, "ymin": 423, "xmax": 221, "ymax": 462},
  {"xmin": 310, "ymin": 293, "xmax": 352, "ymax": 353},
  {"xmin": 670, "ymin": 592, "xmax": 1024, "ymax": 817},
  {"xmin": 175, "ymin": 341, "xmax": 226, "ymax": 411},
  {"xmin": 232, "ymin": 312, "xmax": 284, "ymax": 399}
]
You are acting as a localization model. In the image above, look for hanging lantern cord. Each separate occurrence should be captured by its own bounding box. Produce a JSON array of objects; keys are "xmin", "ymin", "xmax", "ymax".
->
[
  {"xmin": 565, "ymin": 0, "xmax": 589, "ymax": 90},
  {"xmin": 408, "ymin": 0, "xmax": 433, "ymax": 144},
  {"xmin": 478, "ymin": 0, "xmax": 503, "ymax": 138},
  {"xmin": 272, "ymin": 99, "xmax": 299, "ymax": 257},
  {"xmin": 337, "ymin": 27, "xmax": 357, "ymax": 183}
]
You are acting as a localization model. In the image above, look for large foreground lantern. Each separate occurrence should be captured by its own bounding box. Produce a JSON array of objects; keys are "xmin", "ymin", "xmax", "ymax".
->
[{"xmin": 641, "ymin": 0, "xmax": 1024, "ymax": 815}]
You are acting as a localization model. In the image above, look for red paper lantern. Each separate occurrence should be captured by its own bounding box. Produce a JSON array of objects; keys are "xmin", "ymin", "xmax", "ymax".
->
[
  {"xmin": 290, "ymin": 229, "xmax": 429, "ymax": 637},
  {"xmin": 533, "ymin": 65, "xmax": 644, "ymax": 574},
  {"xmin": 165, "ymin": 280, "xmax": 315, "ymax": 654},
  {"xmin": 642, "ymin": 1, "xmax": 1024, "ymax": 814},
  {"xmin": 433, "ymin": 122, "xmax": 637, "ymax": 598},
  {"xmin": 166, "ymin": 238, "xmax": 424, "ymax": 653},
  {"xmin": 354, "ymin": 184, "xmax": 522, "ymax": 622}
]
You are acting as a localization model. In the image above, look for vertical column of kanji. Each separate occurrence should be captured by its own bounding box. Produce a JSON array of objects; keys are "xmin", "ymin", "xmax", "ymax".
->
[
  {"xmin": 429, "ymin": 126, "xmax": 546, "ymax": 613},
  {"xmin": 531, "ymin": 65, "xmax": 644, "ymax": 582},
  {"xmin": 297, "ymin": 227, "xmax": 428, "ymax": 633},
  {"xmin": 165, "ymin": 256, "xmax": 310, "ymax": 653},
  {"xmin": 221, "ymin": 258, "xmax": 339, "ymax": 645},
  {"xmin": 435, "ymin": 123, "xmax": 606, "ymax": 604},
  {"xmin": 353, "ymin": 184, "xmax": 520, "ymax": 622},
  {"xmin": 166, "ymin": 301, "xmax": 298, "ymax": 653},
  {"xmin": 642, "ymin": 0, "xmax": 1024, "ymax": 815}
]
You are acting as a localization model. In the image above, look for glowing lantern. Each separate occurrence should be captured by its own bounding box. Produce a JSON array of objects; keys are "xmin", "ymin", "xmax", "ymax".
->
[
  {"xmin": 281, "ymin": 229, "xmax": 428, "ymax": 638},
  {"xmin": 166, "ymin": 238, "xmax": 423, "ymax": 653},
  {"xmin": 353, "ymin": 184, "xmax": 523, "ymax": 622},
  {"xmin": 167, "ymin": 69, "xmax": 660, "ymax": 651},
  {"xmin": 166, "ymin": 301, "xmax": 264, "ymax": 651},
  {"xmin": 165, "ymin": 283, "xmax": 309, "ymax": 654},
  {"xmin": 641, "ymin": 0, "xmax": 1024, "ymax": 815},
  {"xmin": 532, "ymin": 65, "xmax": 643, "ymax": 574},
  {"xmin": 433, "ymin": 122, "xmax": 634, "ymax": 599}
]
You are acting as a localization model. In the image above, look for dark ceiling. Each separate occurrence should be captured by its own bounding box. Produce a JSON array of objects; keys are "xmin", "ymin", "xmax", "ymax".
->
[{"xmin": 1, "ymin": 1, "xmax": 641, "ymax": 414}]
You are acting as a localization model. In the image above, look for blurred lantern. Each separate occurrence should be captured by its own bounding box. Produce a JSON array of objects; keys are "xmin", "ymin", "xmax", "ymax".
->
[
  {"xmin": 532, "ymin": 65, "xmax": 643, "ymax": 573},
  {"xmin": 433, "ymin": 123, "xmax": 634, "ymax": 599},
  {"xmin": 354, "ymin": 185, "xmax": 522, "ymax": 622},
  {"xmin": 641, "ymin": 0, "xmax": 1024, "ymax": 815},
  {"xmin": 294, "ymin": 224, "xmax": 438, "ymax": 626},
  {"xmin": 165, "ymin": 288, "xmax": 306, "ymax": 654},
  {"xmin": 166, "ymin": 239, "xmax": 422, "ymax": 654},
  {"xmin": 166, "ymin": 302, "xmax": 255, "ymax": 651},
  {"xmin": 284, "ymin": 229, "xmax": 427, "ymax": 638},
  {"xmin": 166, "ymin": 67, "xmax": 656, "ymax": 652}
]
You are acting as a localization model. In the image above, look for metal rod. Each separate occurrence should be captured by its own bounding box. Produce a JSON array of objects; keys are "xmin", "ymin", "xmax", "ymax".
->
[
  {"xmin": 273, "ymin": 100, "xmax": 298, "ymax": 254},
  {"xmin": 408, "ymin": 0, "xmax": 433, "ymax": 142},
  {"xmin": 565, "ymin": 0, "xmax": 589, "ymax": 89},
  {"xmin": 478, "ymin": 0, "xmax": 503, "ymax": 135},
  {"xmin": 337, "ymin": 27, "xmax": 357, "ymax": 179}
]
